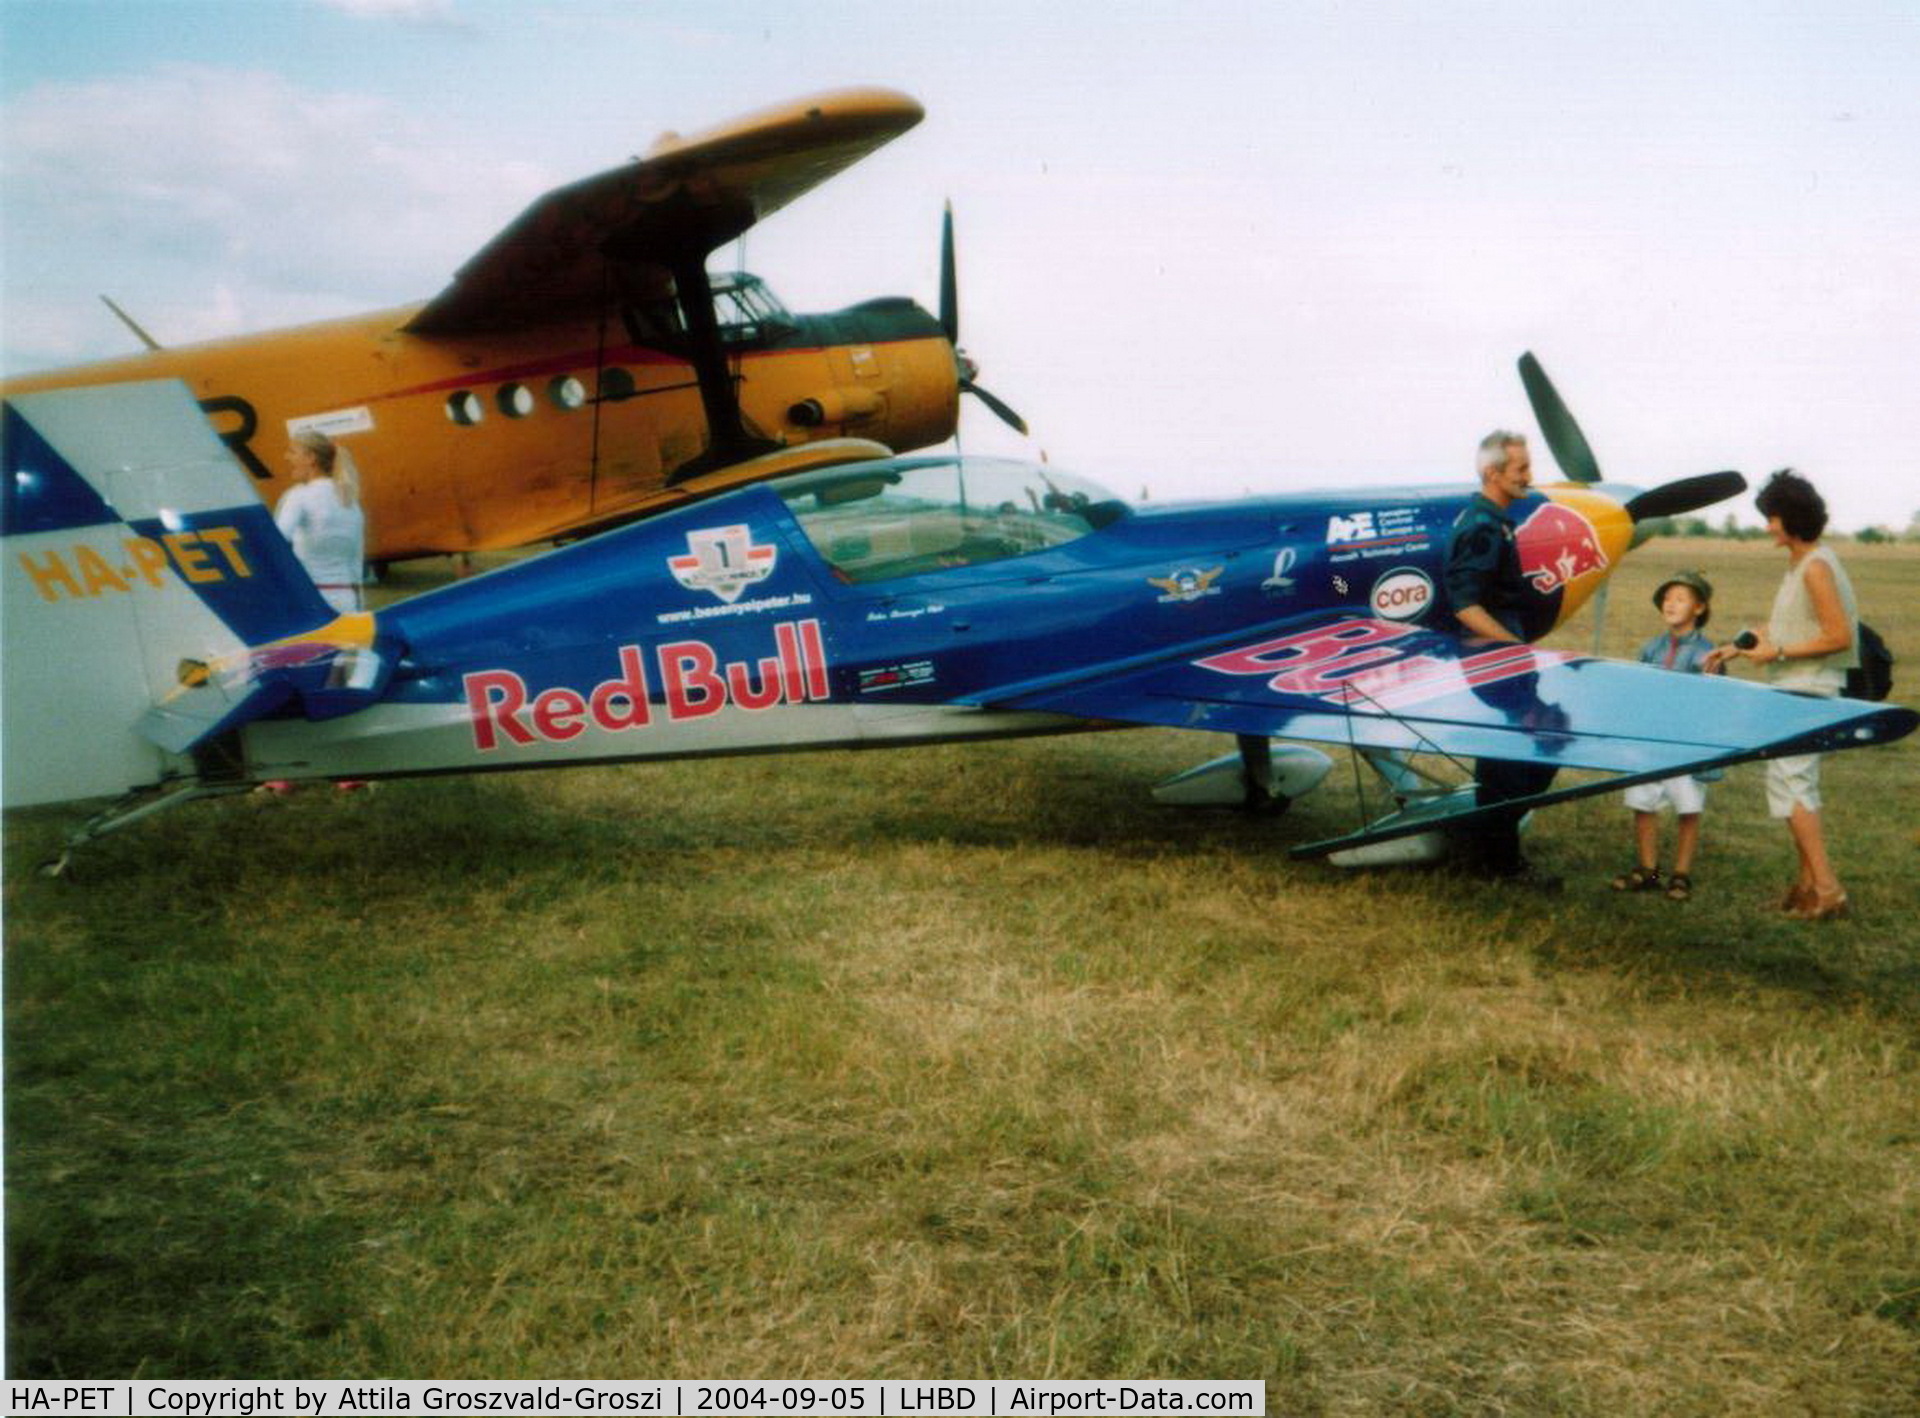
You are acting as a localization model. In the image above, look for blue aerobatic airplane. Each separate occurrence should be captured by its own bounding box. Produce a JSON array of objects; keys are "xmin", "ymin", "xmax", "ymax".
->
[{"xmin": 4, "ymin": 367, "xmax": 1913, "ymax": 874}]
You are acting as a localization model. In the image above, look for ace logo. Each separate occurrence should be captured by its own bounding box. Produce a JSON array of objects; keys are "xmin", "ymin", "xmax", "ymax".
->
[{"xmin": 1326, "ymin": 512, "xmax": 1377, "ymax": 544}]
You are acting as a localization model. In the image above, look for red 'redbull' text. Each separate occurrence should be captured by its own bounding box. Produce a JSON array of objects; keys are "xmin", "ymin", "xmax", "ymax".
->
[
  {"xmin": 1197, "ymin": 617, "xmax": 1578, "ymax": 710},
  {"xmin": 464, "ymin": 619, "xmax": 831, "ymax": 752}
]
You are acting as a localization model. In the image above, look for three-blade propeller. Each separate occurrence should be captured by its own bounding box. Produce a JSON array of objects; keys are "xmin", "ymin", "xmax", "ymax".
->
[{"xmin": 941, "ymin": 203, "xmax": 1028, "ymax": 436}]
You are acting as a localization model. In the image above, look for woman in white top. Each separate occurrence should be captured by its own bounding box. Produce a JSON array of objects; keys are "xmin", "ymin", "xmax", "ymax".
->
[
  {"xmin": 260, "ymin": 430, "xmax": 370, "ymax": 798},
  {"xmin": 276, "ymin": 429, "xmax": 366, "ymax": 614},
  {"xmin": 1707, "ymin": 470, "xmax": 1859, "ymax": 920}
]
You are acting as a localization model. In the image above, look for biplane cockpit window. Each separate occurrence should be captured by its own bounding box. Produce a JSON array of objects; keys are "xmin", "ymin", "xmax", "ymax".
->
[
  {"xmin": 711, "ymin": 273, "xmax": 795, "ymax": 347},
  {"xmin": 775, "ymin": 458, "xmax": 1125, "ymax": 583}
]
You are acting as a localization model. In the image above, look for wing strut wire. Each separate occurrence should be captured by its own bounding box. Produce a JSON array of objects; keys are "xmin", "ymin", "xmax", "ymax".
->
[{"xmin": 1331, "ymin": 673, "xmax": 1482, "ymax": 833}]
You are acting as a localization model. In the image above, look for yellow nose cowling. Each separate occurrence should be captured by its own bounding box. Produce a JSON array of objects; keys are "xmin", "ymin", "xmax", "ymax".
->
[{"xmin": 1528, "ymin": 486, "xmax": 1636, "ymax": 632}]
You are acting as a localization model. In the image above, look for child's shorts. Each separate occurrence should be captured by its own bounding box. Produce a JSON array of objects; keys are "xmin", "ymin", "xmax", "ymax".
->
[{"xmin": 1624, "ymin": 774, "xmax": 1707, "ymax": 816}]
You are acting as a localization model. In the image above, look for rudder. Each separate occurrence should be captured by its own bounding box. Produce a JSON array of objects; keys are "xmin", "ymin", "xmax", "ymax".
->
[{"xmin": 3, "ymin": 381, "xmax": 336, "ymax": 807}]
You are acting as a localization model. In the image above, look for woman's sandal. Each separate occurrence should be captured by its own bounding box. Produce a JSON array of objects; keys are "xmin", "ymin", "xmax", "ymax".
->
[
  {"xmin": 1779, "ymin": 884, "xmax": 1814, "ymax": 913},
  {"xmin": 1664, "ymin": 872, "xmax": 1693, "ymax": 902},
  {"xmin": 1611, "ymin": 865, "xmax": 1662, "ymax": 892},
  {"xmin": 1792, "ymin": 887, "xmax": 1851, "ymax": 923}
]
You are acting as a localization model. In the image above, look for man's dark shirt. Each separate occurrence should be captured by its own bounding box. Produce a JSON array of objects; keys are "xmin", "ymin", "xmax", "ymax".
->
[
  {"xmin": 1445, "ymin": 489, "xmax": 1556, "ymax": 871},
  {"xmin": 1446, "ymin": 492, "xmax": 1528, "ymax": 638}
]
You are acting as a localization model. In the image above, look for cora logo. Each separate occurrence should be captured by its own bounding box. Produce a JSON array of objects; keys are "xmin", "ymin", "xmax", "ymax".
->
[{"xmin": 1369, "ymin": 568, "xmax": 1433, "ymax": 622}]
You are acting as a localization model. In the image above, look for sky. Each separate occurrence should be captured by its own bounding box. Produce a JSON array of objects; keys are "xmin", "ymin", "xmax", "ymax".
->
[{"xmin": 2, "ymin": 0, "xmax": 1916, "ymax": 529}]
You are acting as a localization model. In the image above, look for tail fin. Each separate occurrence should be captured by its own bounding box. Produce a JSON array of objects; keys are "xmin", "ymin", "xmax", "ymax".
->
[{"xmin": 3, "ymin": 381, "xmax": 347, "ymax": 806}]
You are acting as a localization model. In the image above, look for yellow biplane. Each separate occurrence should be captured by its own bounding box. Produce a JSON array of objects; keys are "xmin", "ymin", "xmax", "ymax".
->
[{"xmin": 0, "ymin": 87, "xmax": 1021, "ymax": 566}]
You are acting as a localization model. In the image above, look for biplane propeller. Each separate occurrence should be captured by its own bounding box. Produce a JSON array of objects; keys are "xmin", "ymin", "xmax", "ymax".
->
[{"xmin": 940, "ymin": 202, "xmax": 1028, "ymax": 437}]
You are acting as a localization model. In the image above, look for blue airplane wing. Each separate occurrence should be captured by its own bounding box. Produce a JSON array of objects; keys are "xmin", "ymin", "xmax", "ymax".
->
[{"xmin": 977, "ymin": 615, "xmax": 1917, "ymax": 850}]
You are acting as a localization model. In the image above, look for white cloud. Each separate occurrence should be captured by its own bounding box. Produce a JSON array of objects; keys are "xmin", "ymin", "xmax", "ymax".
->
[
  {"xmin": 317, "ymin": 0, "xmax": 469, "ymax": 26},
  {"xmin": 1, "ymin": 63, "xmax": 549, "ymax": 372}
]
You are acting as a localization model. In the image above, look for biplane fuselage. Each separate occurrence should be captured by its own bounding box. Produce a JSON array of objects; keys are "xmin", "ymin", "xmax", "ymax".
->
[
  {"xmin": 0, "ymin": 87, "xmax": 979, "ymax": 565},
  {"xmin": 0, "ymin": 288, "xmax": 960, "ymax": 561}
]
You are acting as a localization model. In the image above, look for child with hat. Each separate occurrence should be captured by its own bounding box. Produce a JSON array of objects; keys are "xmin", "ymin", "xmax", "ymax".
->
[{"xmin": 1611, "ymin": 571, "xmax": 1722, "ymax": 901}]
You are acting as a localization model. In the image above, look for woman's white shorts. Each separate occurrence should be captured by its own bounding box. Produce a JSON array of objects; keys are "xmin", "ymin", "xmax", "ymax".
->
[{"xmin": 1765, "ymin": 753, "xmax": 1822, "ymax": 818}]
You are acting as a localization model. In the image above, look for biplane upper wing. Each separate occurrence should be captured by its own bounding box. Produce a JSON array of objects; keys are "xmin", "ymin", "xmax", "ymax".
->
[
  {"xmin": 405, "ymin": 87, "xmax": 924, "ymax": 336},
  {"xmin": 975, "ymin": 614, "xmax": 1918, "ymax": 851}
]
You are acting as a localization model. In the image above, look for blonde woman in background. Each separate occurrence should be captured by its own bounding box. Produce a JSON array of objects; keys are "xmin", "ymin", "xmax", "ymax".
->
[
  {"xmin": 261, "ymin": 430, "xmax": 369, "ymax": 795},
  {"xmin": 276, "ymin": 429, "xmax": 366, "ymax": 614}
]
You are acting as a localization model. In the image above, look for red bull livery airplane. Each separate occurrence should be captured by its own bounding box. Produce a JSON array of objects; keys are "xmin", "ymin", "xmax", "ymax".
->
[{"xmin": 5, "ymin": 359, "xmax": 1913, "ymax": 873}]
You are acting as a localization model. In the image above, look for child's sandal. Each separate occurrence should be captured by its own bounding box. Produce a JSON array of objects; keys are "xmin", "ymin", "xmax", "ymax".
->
[
  {"xmin": 1611, "ymin": 866, "xmax": 1661, "ymax": 892},
  {"xmin": 1664, "ymin": 873, "xmax": 1693, "ymax": 902}
]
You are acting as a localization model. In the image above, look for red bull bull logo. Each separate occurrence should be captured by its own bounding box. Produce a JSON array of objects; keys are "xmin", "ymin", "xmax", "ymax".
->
[{"xmin": 1515, "ymin": 500, "xmax": 1610, "ymax": 596}]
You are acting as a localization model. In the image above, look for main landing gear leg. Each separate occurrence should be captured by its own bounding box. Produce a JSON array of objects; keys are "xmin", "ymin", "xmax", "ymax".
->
[{"xmin": 1236, "ymin": 734, "xmax": 1289, "ymax": 815}]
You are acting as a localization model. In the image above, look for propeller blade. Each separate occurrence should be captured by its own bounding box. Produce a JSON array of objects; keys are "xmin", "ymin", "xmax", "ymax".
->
[
  {"xmin": 1518, "ymin": 351, "xmax": 1602, "ymax": 483},
  {"xmin": 960, "ymin": 379, "xmax": 1028, "ymax": 436},
  {"xmin": 940, "ymin": 201, "xmax": 959, "ymax": 347},
  {"xmin": 942, "ymin": 201, "xmax": 1029, "ymax": 437},
  {"xmin": 1624, "ymin": 471, "xmax": 1747, "ymax": 523}
]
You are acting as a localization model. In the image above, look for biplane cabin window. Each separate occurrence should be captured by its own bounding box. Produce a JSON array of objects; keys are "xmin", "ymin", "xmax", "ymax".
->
[
  {"xmin": 496, "ymin": 383, "xmax": 534, "ymax": 418},
  {"xmin": 621, "ymin": 297, "xmax": 683, "ymax": 348},
  {"xmin": 711, "ymin": 273, "xmax": 795, "ymax": 348},
  {"xmin": 446, "ymin": 391, "xmax": 484, "ymax": 426},
  {"xmin": 775, "ymin": 458, "xmax": 1125, "ymax": 583},
  {"xmin": 619, "ymin": 273, "xmax": 792, "ymax": 352},
  {"xmin": 549, "ymin": 376, "xmax": 587, "ymax": 411}
]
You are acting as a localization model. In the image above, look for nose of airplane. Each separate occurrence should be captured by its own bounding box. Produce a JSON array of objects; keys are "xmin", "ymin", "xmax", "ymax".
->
[
  {"xmin": 1528, "ymin": 470, "xmax": 1747, "ymax": 634},
  {"xmin": 1522, "ymin": 486, "xmax": 1636, "ymax": 631},
  {"xmin": 1513, "ymin": 351, "xmax": 1748, "ymax": 638}
]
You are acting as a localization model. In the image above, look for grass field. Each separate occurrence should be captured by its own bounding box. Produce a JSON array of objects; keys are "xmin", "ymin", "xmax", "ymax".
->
[{"xmin": 5, "ymin": 537, "xmax": 1919, "ymax": 1412}]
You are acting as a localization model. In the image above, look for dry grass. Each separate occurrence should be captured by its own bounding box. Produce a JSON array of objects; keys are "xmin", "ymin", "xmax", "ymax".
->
[{"xmin": 5, "ymin": 537, "xmax": 1919, "ymax": 1413}]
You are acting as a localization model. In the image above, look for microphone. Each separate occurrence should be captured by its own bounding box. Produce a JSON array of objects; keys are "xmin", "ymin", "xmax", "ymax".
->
[{"xmin": 1734, "ymin": 631, "xmax": 1758, "ymax": 650}]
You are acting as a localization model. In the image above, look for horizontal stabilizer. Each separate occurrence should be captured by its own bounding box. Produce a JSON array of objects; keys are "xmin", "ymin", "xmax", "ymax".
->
[{"xmin": 139, "ymin": 627, "xmax": 388, "ymax": 755}]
